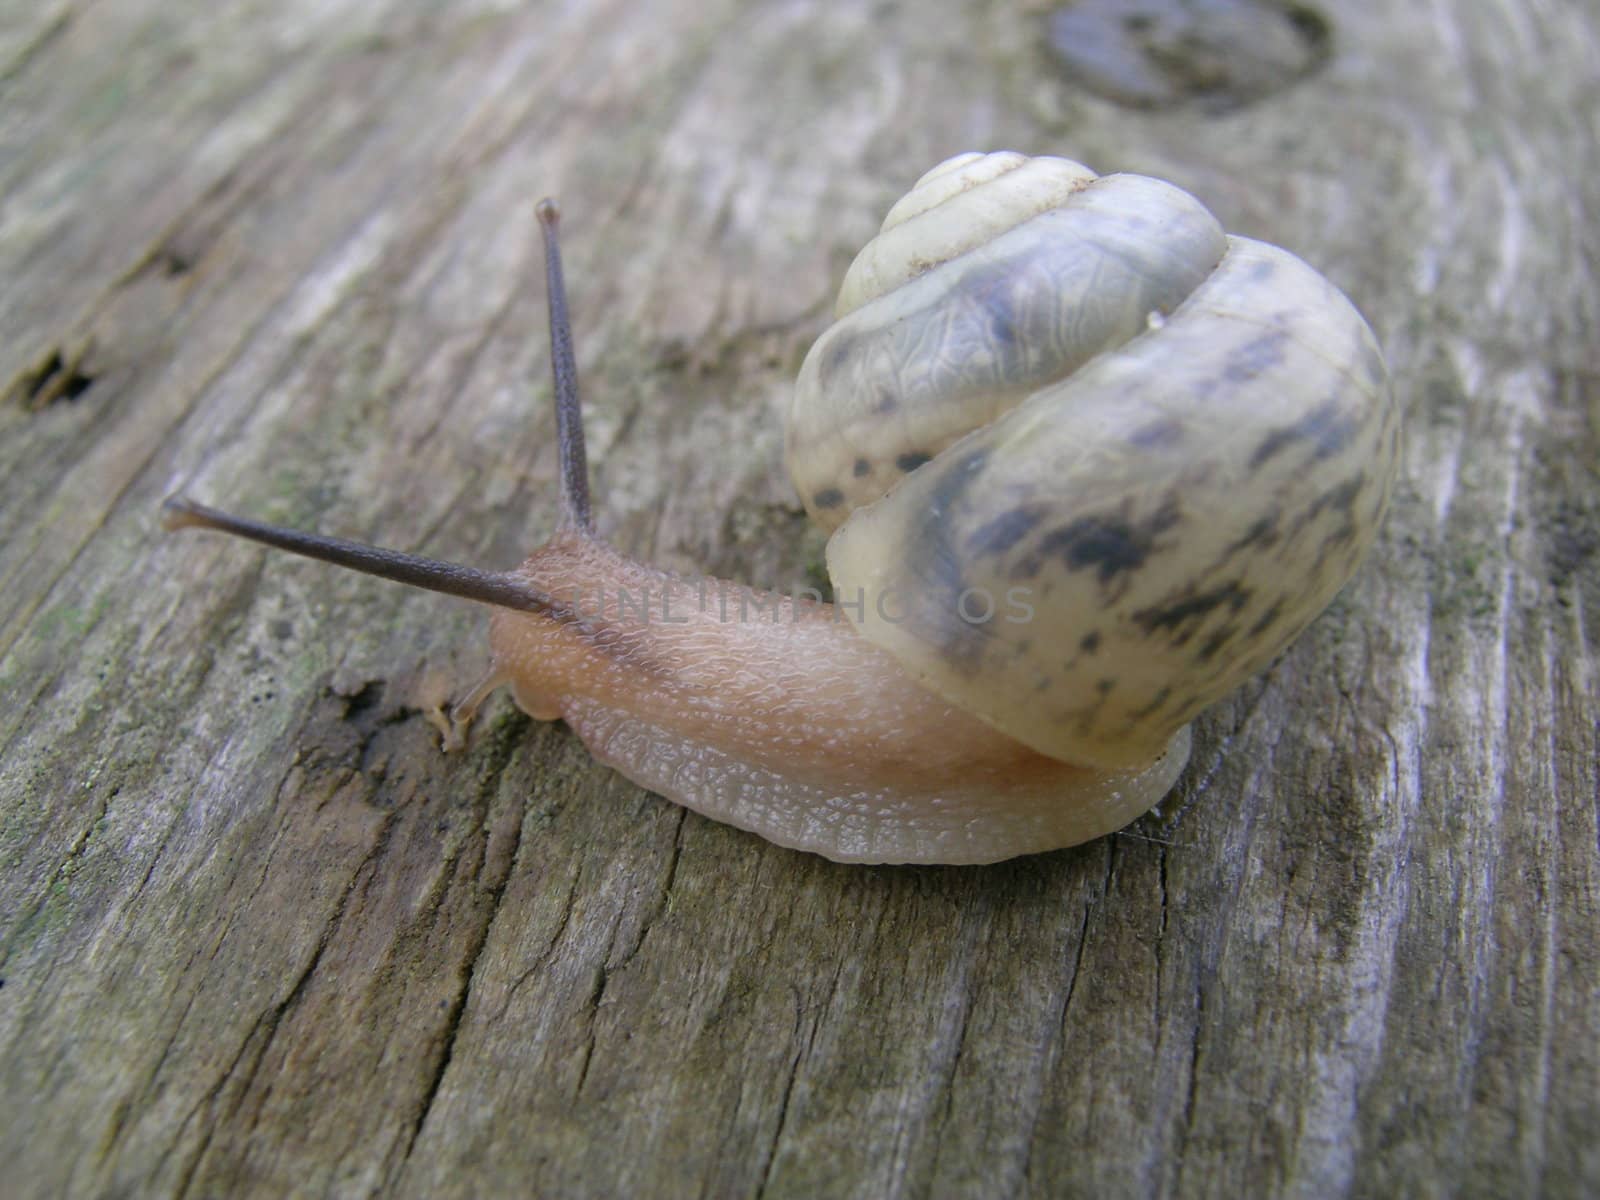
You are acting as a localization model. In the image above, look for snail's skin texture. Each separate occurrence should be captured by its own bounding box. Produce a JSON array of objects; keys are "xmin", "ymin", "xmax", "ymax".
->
[
  {"xmin": 789, "ymin": 152, "xmax": 1399, "ymax": 772},
  {"xmin": 474, "ymin": 535, "xmax": 1189, "ymax": 864}
]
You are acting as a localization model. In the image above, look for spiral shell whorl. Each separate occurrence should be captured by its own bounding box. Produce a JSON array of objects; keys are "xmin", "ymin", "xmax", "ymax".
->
[
  {"xmin": 786, "ymin": 152, "xmax": 1399, "ymax": 771},
  {"xmin": 787, "ymin": 154, "xmax": 1228, "ymax": 533},
  {"xmin": 834, "ymin": 152, "xmax": 1098, "ymax": 317}
]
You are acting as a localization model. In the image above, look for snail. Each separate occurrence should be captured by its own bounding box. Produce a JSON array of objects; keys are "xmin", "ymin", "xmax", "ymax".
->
[{"xmin": 164, "ymin": 152, "xmax": 1399, "ymax": 865}]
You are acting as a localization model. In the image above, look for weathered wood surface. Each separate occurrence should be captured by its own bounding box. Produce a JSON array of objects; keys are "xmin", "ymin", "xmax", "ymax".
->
[{"xmin": 2, "ymin": 0, "xmax": 1596, "ymax": 1195}]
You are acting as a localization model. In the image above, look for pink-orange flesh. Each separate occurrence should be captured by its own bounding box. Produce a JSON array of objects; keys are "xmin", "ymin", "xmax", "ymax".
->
[{"xmin": 474, "ymin": 533, "xmax": 1189, "ymax": 864}]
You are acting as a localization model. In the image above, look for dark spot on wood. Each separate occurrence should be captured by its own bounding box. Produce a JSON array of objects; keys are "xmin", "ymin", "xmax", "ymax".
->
[
  {"xmin": 341, "ymin": 680, "xmax": 385, "ymax": 717},
  {"xmin": 853, "ymin": 458, "xmax": 871, "ymax": 478},
  {"xmin": 15, "ymin": 345, "xmax": 95, "ymax": 411},
  {"xmin": 1096, "ymin": 678, "xmax": 1116, "ymax": 696},
  {"xmin": 896, "ymin": 451, "xmax": 932, "ymax": 473},
  {"xmin": 1045, "ymin": 0, "xmax": 1333, "ymax": 113},
  {"xmin": 1129, "ymin": 417, "xmax": 1185, "ymax": 449},
  {"xmin": 1080, "ymin": 631, "xmax": 1102, "ymax": 653},
  {"xmin": 813, "ymin": 488, "xmax": 844, "ymax": 509},
  {"xmin": 158, "ymin": 246, "xmax": 194, "ymax": 277}
]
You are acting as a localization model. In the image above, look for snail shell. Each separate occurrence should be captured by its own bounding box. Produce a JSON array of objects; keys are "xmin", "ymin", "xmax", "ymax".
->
[{"xmin": 786, "ymin": 152, "xmax": 1399, "ymax": 771}]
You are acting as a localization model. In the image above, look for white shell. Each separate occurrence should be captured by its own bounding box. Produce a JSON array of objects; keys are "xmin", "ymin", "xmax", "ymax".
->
[{"xmin": 786, "ymin": 152, "xmax": 1399, "ymax": 769}]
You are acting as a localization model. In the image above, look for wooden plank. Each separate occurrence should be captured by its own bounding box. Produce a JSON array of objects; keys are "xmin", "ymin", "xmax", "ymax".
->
[{"xmin": 1, "ymin": 0, "xmax": 1595, "ymax": 1195}]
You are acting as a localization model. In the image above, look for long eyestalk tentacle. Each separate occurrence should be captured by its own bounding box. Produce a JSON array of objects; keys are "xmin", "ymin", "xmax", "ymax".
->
[
  {"xmin": 537, "ymin": 199, "xmax": 592, "ymax": 534},
  {"xmin": 161, "ymin": 199, "xmax": 594, "ymax": 614},
  {"xmin": 161, "ymin": 497, "xmax": 555, "ymax": 614}
]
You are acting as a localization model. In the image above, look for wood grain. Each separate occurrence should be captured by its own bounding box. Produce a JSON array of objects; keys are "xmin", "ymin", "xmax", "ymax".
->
[{"xmin": 1, "ymin": 0, "xmax": 1596, "ymax": 1195}]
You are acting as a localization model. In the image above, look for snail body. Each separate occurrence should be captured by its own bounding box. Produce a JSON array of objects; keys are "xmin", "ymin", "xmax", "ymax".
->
[
  {"xmin": 472, "ymin": 532, "xmax": 1190, "ymax": 862},
  {"xmin": 165, "ymin": 154, "xmax": 1398, "ymax": 865}
]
